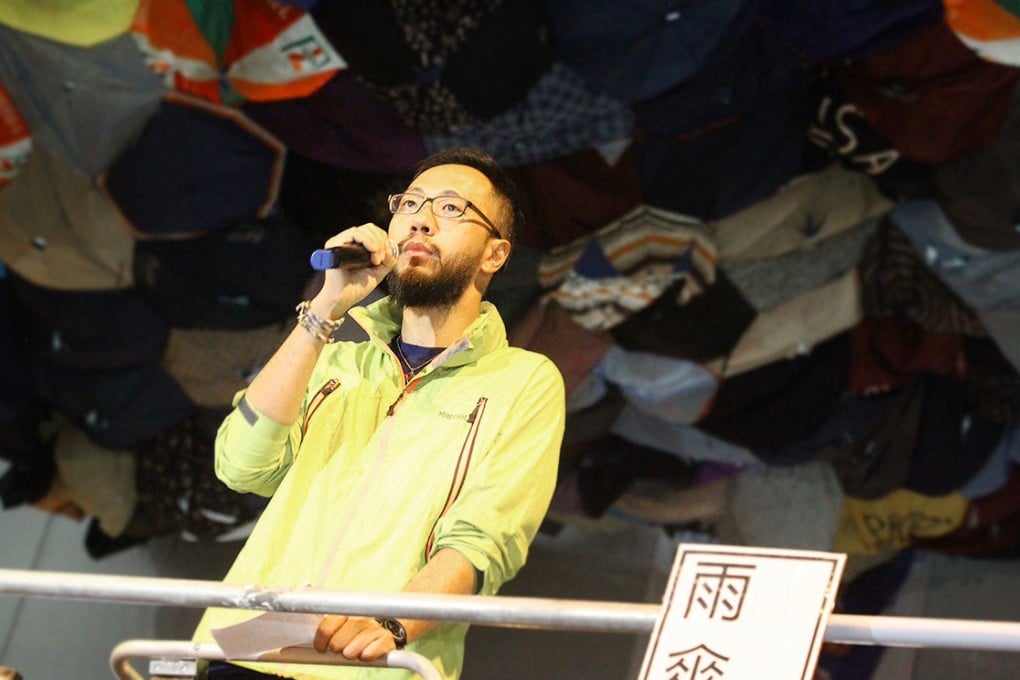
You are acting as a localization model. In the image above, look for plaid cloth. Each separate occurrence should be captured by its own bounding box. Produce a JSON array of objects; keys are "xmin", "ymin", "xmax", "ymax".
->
[{"xmin": 424, "ymin": 62, "xmax": 633, "ymax": 167}]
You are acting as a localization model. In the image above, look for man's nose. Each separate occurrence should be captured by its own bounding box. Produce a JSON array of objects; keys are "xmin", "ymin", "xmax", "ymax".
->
[{"xmin": 409, "ymin": 206, "xmax": 437, "ymax": 234}]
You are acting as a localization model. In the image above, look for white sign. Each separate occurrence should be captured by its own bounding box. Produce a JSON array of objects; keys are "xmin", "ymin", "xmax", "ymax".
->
[{"xmin": 638, "ymin": 544, "xmax": 846, "ymax": 680}]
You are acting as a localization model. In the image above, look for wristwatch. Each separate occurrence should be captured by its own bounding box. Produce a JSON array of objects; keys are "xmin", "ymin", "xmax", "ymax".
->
[{"xmin": 374, "ymin": 616, "xmax": 407, "ymax": 649}]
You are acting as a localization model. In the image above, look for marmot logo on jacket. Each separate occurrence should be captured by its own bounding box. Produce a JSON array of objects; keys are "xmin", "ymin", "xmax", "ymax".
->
[{"xmin": 437, "ymin": 409, "xmax": 474, "ymax": 421}]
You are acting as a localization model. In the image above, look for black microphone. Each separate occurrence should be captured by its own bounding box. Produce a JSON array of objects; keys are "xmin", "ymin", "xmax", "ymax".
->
[
  {"xmin": 309, "ymin": 241, "xmax": 400, "ymax": 271},
  {"xmin": 309, "ymin": 244, "xmax": 373, "ymax": 271}
]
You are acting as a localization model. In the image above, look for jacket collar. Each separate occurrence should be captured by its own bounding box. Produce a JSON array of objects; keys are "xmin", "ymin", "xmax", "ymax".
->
[{"xmin": 350, "ymin": 296, "xmax": 508, "ymax": 369}]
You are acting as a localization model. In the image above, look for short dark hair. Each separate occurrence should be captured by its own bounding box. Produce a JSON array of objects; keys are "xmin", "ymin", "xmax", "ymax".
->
[{"xmin": 413, "ymin": 147, "xmax": 523, "ymax": 244}]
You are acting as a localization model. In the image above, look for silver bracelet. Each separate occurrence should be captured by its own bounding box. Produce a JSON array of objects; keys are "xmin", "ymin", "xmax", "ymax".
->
[{"xmin": 296, "ymin": 300, "xmax": 343, "ymax": 343}]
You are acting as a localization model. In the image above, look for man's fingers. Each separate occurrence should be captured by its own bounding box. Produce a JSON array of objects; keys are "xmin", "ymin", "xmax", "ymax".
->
[
  {"xmin": 315, "ymin": 617, "xmax": 394, "ymax": 661},
  {"xmin": 327, "ymin": 618, "xmax": 374, "ymax": 654},
  {"xmin": 313, "ymin": 615, "xmax": 347, "ymax": 652},
  {"xmin": 345, "ymin": 633, "xmax": 392, "ymax": 662}
]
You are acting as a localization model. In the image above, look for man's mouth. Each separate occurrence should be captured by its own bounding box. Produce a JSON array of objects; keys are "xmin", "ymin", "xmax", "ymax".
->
[{"xmin": 402, "ymin": 242, "xmax": 433, "ymax": 256}]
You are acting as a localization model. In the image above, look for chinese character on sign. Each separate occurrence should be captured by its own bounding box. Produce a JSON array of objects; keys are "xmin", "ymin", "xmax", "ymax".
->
[
  {"xmin": 666, "ymin": 644, "xmax": 729, "ymax": 680},
  {"xmin": 684, "ymin": 562, "xmax": 755, "ymax": 621}
]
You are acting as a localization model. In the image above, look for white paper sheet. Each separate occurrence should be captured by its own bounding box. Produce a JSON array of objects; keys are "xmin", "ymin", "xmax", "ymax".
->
[{"xmin": 211, "ymin": 611, "xmax": 322, "ymax": 660}]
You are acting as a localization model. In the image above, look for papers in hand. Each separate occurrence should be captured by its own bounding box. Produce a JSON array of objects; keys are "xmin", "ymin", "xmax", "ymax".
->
[{"xmin": 211, "ymin": 611, "xmax": 322, "ymax": 660}]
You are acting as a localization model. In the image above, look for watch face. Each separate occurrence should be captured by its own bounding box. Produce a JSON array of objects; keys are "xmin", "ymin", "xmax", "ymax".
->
[{"xmin": 377, "ymin": 617, "xmax": 407, "ymax": 647}]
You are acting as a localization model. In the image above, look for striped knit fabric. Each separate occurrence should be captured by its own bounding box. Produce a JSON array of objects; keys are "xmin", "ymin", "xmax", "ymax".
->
[{"xmin": 537, "ymin": 205, "xmax": 717, "ymax": 330}]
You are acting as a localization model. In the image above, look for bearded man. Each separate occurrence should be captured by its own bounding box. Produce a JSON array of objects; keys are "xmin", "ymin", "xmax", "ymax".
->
[{"xmin": 193, "ymin": 147, "xmax": 565, "ymax": 680}]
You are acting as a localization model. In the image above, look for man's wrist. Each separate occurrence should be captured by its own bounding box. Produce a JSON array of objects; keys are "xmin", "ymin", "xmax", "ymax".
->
[{"xmin": 296, "ymin": 301, "xmax": 344, "ymax": 344}]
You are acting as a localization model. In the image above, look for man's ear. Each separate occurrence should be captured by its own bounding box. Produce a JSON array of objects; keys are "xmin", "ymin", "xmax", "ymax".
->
[{"xmin": 482, "ymin": 239, "xmax": 511, "ymax": 274}]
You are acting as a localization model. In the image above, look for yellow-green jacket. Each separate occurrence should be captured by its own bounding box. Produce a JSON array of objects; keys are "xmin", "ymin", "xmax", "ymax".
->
[{"xmin": 193, "ymin": 298, "xmax": 565, "ymax": 679}]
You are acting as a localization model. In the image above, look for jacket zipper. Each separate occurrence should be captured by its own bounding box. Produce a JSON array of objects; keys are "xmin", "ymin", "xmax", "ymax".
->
[
  {"xmin": 425, "ymin": 396, "xmax": 487, "ymax": 560},
  {"xmin": 302, "ymin": 378, "xmax": 339, "ymax": 436}
]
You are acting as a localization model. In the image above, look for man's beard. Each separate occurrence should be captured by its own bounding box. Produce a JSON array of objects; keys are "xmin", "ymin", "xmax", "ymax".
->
[{"xmin": 386, "ymin": 249, "xmax": 478, "ymax": 309}]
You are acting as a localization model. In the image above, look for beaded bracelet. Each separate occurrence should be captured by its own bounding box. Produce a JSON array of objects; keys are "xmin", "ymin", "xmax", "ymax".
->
[{"xmin": 296, "ymin": 300, "xmax": 343, "ymax": 344}]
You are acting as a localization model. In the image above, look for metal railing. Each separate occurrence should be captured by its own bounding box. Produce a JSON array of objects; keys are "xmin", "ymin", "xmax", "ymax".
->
[
  {"xmin": 3, "ymin": 566, "xmax": 1020, "ymax": 679},
  {"xmin": 110, "ymin": 640, "xmax": 441, "ymax": 680}
]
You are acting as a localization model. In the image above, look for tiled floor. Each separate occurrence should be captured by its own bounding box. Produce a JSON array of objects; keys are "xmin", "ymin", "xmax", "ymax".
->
[{"xmin": 2, "ymin": 499, "xmax": 1020, "ymax": 679}]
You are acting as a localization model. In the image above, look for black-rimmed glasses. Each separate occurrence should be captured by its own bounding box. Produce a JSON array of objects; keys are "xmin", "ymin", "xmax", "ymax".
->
[{"xmin": 387, "ymin": 193, "xmax": 502, "ymax": 239}]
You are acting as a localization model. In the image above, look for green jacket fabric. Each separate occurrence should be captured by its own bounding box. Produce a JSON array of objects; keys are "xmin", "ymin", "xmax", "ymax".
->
[{"xmin": 193, "ymin": 298, "xmax": 565, "ymax": 679}]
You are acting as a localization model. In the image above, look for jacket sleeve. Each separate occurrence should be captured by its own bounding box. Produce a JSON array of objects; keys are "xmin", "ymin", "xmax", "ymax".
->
[
  {"xmin": 430, "ymin": 353, "xmax": 566, "ymax": 595},
  {"xmin": 214, "ymin": 391, "xmax": 302, "ymax": 497}
]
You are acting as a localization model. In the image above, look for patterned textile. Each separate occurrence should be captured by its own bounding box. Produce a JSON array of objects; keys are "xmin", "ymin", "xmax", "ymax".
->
[
  {"xmin": 392, "ymin": 0, "xmax": 500, "ymax": 63},
  {"xmin": 424, "ymin": 62, "xmax": 633, "ymax": 167},
  {"xmin": 126, "ymin": 408, "xmax": 259, "ymax": 542},
  {"xmin": 857, "ymin": 217, "xmax": 987, "ymax": 336},
  {"xmin": 131, "ymin": 0, "xmax": 344, "ymax": 104},
  {"xmin": 384, "ymin": 0, "xmax": 523, "ymax": 131},
  {"xmin": 538, "ymin": 205, "xmax": 716, "ymax": 330},
  {"xmin": 314, "ymin": 0, "xmax": 551, "ymax": 133}
]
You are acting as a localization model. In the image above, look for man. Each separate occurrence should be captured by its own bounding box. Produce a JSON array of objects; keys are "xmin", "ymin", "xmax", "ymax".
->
[{"xmin": 193, "ymin": 147, "xmax": 565, "ymax": 679}]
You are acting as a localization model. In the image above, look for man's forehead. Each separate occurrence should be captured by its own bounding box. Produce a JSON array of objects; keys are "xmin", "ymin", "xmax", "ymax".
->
[{"xmin": 408, "ymin": 163, "xmax": 493, "ymax": 195}]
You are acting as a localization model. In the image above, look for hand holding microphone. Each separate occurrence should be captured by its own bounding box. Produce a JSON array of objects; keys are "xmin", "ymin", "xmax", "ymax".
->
[{"xmin": 304, "ymin": 225, "xmax": 398, "ymax": 325}]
